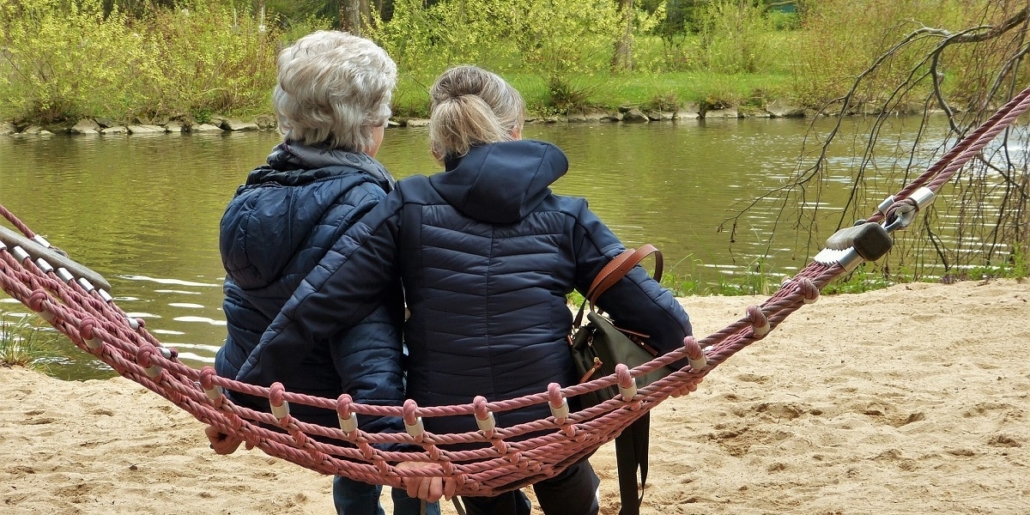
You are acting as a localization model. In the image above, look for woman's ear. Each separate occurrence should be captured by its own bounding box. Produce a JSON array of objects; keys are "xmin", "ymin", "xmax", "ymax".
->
[{"xmin": 511, "ymin": 127, "xmax": 522, "ymax": 141}]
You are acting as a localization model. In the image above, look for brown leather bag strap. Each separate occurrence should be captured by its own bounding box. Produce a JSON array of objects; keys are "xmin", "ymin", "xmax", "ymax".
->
[
  {"xmin": 587, "ymin": 245, "xmax": 661, "ymax": 302},
  {"xmin": 573, "ymin": 245, "xmax": 663, "ymax": 327}
]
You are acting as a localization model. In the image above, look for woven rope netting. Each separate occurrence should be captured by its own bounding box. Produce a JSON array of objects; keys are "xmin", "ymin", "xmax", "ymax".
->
[{"xmin": 2, "ymin": 84, "xmax": 1030, "ymax": 497}]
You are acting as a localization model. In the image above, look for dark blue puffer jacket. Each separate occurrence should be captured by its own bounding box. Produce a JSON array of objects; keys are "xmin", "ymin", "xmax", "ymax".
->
[
  {"xmin": 216, "ymin": 143, "xmax": 405, "ymax": 434},
  {"xmin": 240, "ymin": 140, "xmax": 691, "ymax": 438}
]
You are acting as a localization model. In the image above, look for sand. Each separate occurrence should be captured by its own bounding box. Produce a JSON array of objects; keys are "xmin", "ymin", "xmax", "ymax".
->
[{"xmin": 2, "ymin": 279, "xmax": 1028, "ymax": 514}]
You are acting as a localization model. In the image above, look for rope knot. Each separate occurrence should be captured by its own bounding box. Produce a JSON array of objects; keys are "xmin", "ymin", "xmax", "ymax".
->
[
  {"xmin": 336, "ymin": 394, "xmax": 353, "ymax": 419},
  {"xmin": 199, "ymin": 366, "xmax": 224, "ymax": 405},
  {"xmin": 269, "ymin": 383, "xmax": 290, "ymax": 420},
  {"xmin": 136, "ymin": 345, "xmax": 162, "ymax": 379},
  {"xmin": 78, "ymin": 319, "xmax": 103, "ymax": 351},
  {"xmin": 746, "ymin": 305, "xmax": 770, "ymax": 337},
  {"xmin": 402, "ymin": 399, "xmax": 418, "ymax": 427},
  {"xmin": 473, "ymin": 396, "xmax": 495, "ymax": 435},
  {"xmin": 798, "ymin": 278, "xmax": 820, "ymax": 304},
  {"xmin": 337, "ymin": 394, "xmax": 357, "ymax": 435},
  {"xmin": 199, "ymin": 366, "xmax": 217, "ymax": 389},
  {"xmin": 27, "ymin": 289, "xmax": 49, "ymax": 313},
  {"xmin": 615, "ymin": 364, "xmax": 637, "ymax": 402},
  {"xmin": 683, "ymin": 336, "xmax": 708, "ymax": 371},
  {"xmin": 547, "ymin": 383, "xmax": 569, "ymax": 421},
  {"xmin": 403, "ymin": 399, "xmax": 425, "ymax": 440}
]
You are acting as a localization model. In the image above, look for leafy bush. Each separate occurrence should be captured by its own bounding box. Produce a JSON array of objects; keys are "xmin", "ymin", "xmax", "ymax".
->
[
  {"xmin": 790, "ymin": 0, "xmax": 981, "ymax": 108},
  {"xmin": 137, "ymin": 1, "xmax": 280, "ymax": 119},
  {"xmin": 0, "ymin": 0, "xmax": 146, "ymax": 122},
  {"xmin": 0, "ymin": 314, "xmax": 53, "ymax": 370},
  {"xmin": 697, "ymin": 0, "xmax": 773, "ymax": 74},
  {"xmin": 0, "ymin": 0, "xmax": 280, "ymax": 124},
  {"xmin": 369, "ymin": 0, "xmax": 626, "ymax": 77}
]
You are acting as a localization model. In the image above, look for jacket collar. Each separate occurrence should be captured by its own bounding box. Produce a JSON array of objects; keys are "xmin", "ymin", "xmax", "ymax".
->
[{"xmin": 430, "ymin": 140, "xmax": 568, "ymax": 224}]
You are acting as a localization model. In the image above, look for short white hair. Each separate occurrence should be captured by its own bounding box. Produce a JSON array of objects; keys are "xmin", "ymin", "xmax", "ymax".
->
[{"xmin": 273, "ymin": 31, "xmax": 396, "ymax": 152}]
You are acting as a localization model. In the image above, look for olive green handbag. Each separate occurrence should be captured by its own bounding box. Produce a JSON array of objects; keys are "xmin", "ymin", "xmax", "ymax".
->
[
  {"xmin": 570, "ymin": 244, "xmax": 673, "ymax": 408},
  {"xmin": 569, "ymin": 244, "xmax": 673, "ymax": 515}
]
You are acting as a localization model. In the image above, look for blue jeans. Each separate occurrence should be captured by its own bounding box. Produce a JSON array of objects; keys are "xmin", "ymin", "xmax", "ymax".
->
[{"xmin": 333, "ymin": 475, "xmax": 441, "ymax": 515}]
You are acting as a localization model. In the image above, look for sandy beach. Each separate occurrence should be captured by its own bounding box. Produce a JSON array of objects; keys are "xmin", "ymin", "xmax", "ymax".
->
[{"xmin": 2, "ymin": 279, "xmax": 1028, "ymax": 514}]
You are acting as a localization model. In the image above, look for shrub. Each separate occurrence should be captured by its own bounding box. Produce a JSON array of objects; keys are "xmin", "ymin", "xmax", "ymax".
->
[
  {"xmin": 0, "ymin": 0, "xmax": 145, "ymax": 122},
  {"xmin": 0, "ymin": 314, "xmax": 51, "ymax": 370},
  {"xmin": 0, "ymin": 0, "xmax": 280, "ymax": 124}
]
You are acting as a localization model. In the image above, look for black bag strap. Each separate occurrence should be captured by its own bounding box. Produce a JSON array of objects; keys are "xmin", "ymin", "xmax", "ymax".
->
[
  {"xmin": 573, "ymin": 245, "xmax": 664, "ymax": 327},
  {"xmin": 615, "ymin": 414, "xmax": 651, "ymax": 515}
]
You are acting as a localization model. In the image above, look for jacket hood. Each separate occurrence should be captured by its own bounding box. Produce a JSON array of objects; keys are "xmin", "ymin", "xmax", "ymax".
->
[
  {"xmin": 220, "ymin": 144, "xmax": 393, "ymax": 291},
  {"xmin": 430, "ymin": 140, "xmax": 568, "ymax": 224}
]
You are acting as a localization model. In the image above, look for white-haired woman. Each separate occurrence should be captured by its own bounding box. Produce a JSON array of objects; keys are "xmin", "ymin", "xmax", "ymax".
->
[
  {"xmin": 245, "ymin": 65, "xmax": 693, "ymax": 514},
  {"xmin": 204, "ymin": 30, "xmax": 437, "ymax": 515}
]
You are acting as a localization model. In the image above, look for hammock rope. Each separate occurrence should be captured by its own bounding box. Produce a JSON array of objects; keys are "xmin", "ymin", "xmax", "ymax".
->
[{"xmin": 2, "ymin": 84, "xmax": 1028, "ymax": 496}]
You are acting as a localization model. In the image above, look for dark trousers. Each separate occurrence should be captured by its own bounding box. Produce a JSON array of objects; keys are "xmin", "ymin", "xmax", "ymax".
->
[{"xmin": 460, "ymin": 460, "xmax": 600, "ymax": 515}]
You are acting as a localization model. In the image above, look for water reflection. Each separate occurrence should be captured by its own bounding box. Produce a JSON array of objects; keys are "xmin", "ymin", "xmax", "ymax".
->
[{"xmin": 0, "ymin": 118, "xmax": 977, "ymax": 378}]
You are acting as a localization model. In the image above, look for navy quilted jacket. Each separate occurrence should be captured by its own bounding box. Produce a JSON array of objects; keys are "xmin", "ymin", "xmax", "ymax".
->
[
  {"xmin": 240, "ymin": 140, "xmax": 691, "ymax": 437},
  {"xmin": 216, "ymin": 144, "xmax": 405, "ymax": 434}
]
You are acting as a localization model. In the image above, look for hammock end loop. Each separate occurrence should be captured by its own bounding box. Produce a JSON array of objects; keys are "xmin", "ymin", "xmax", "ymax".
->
[
  {"xmin": 269, "ymin": 383, "xmax": 290, "ymax": 420},
  {"xmin": 615, "ymin": 365, "xmax": 637, "ymax": 401},
  {"xmin": 337, "ymin": 394, "xmax": 358, "ymax": 435},
  {"xmin": 136, "ymin": 345, "xmax": 163, "ymax": 379},
  {"xmin": 473, "ymin": 396, "xmax": 495, "ymax": 434},
  {"xmin": 402, "ymin": 399, "xmax": 425, "ymax": 439},
  {"xmin": 199, "ymin": 367, "xmax": 224, "ymax": 406},
  {"xmin": 547, "ymin": 383, "xmax": 570, "ymax": 422},
  {"xmin": 886, "ymin": 187, "xmax": 936, "ymax": 231},
  {"xmin": 747, "ymin": 305, "xmax": 770, "ymax": 338},
  {"xmin": 684, "ymin": 336, "xmax": 707, "ymax": 371}
]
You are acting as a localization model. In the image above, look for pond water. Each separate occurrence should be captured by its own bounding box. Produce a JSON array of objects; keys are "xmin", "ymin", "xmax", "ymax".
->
[{"xmin": 0, "ymin": 117, "xmax": 960, "ymax": 379}]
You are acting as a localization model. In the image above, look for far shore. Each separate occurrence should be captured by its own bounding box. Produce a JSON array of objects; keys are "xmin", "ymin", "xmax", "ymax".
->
[{"xmin": 1, "ymin": 99, "xmax": 955, "ymax": 138}]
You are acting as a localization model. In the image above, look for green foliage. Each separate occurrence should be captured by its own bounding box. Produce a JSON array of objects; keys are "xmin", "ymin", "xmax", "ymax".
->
[
  {"xmin": 368, "ymin": 0, "xmax": 626, "ymax": 77},
  {"xmin": 697, "ymin": 0, "xmax": 773, "ymax": 74},
  {"xmin": 0, "ymin": 0, "xmax": 280, "ymax": 124},
  {"xmin": 790, "ymin": 0, "xmax": 981, "ymax": 108},
  {"xmin": 822, "ymin": 264, "xmax": 893, "ymax": 295},
  {"xmin": 546, "ymin": 76, "xmax": 594, "ymax": 114},
  {"xmin": 0, "ymin": 314, "xmax": 53, "ymax": 370},
  {"xmin": 643, "ymin": 91, "xmax": 679, "ymax": 112},
  {"xmin": 0, "ymin": 0, "xmax": 144, "ymax": 122},
  {"xmin": 942, "ymin": 246, "xmax": 1030, "ymax": 283},
  {"xmin": 129, "ymin": 1, "xmax": 281, "ymax": 119}
]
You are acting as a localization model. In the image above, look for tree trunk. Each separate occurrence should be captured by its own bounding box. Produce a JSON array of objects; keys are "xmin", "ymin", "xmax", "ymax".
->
[
  {"xmin": 612, "ymin": 0, "xmax": 634, "ymax": 71},
  {"xmin": 360, "ymin": 0, "xmax": 372, "ymax": 28},
  {"xmin": 340, "ymin": 0, "xmax": 362, "ymax": 36}
]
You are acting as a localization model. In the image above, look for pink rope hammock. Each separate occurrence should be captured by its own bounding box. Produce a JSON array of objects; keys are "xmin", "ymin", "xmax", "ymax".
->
[{"xmin": 2, "ymin": 84, "xmax": 1029, "ymax": 497}]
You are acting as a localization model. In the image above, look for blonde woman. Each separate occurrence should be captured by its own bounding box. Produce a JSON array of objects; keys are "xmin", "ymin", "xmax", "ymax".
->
[{"xmin": 247, "ymin": 66, "xmax": 693, "ymax": 515}]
